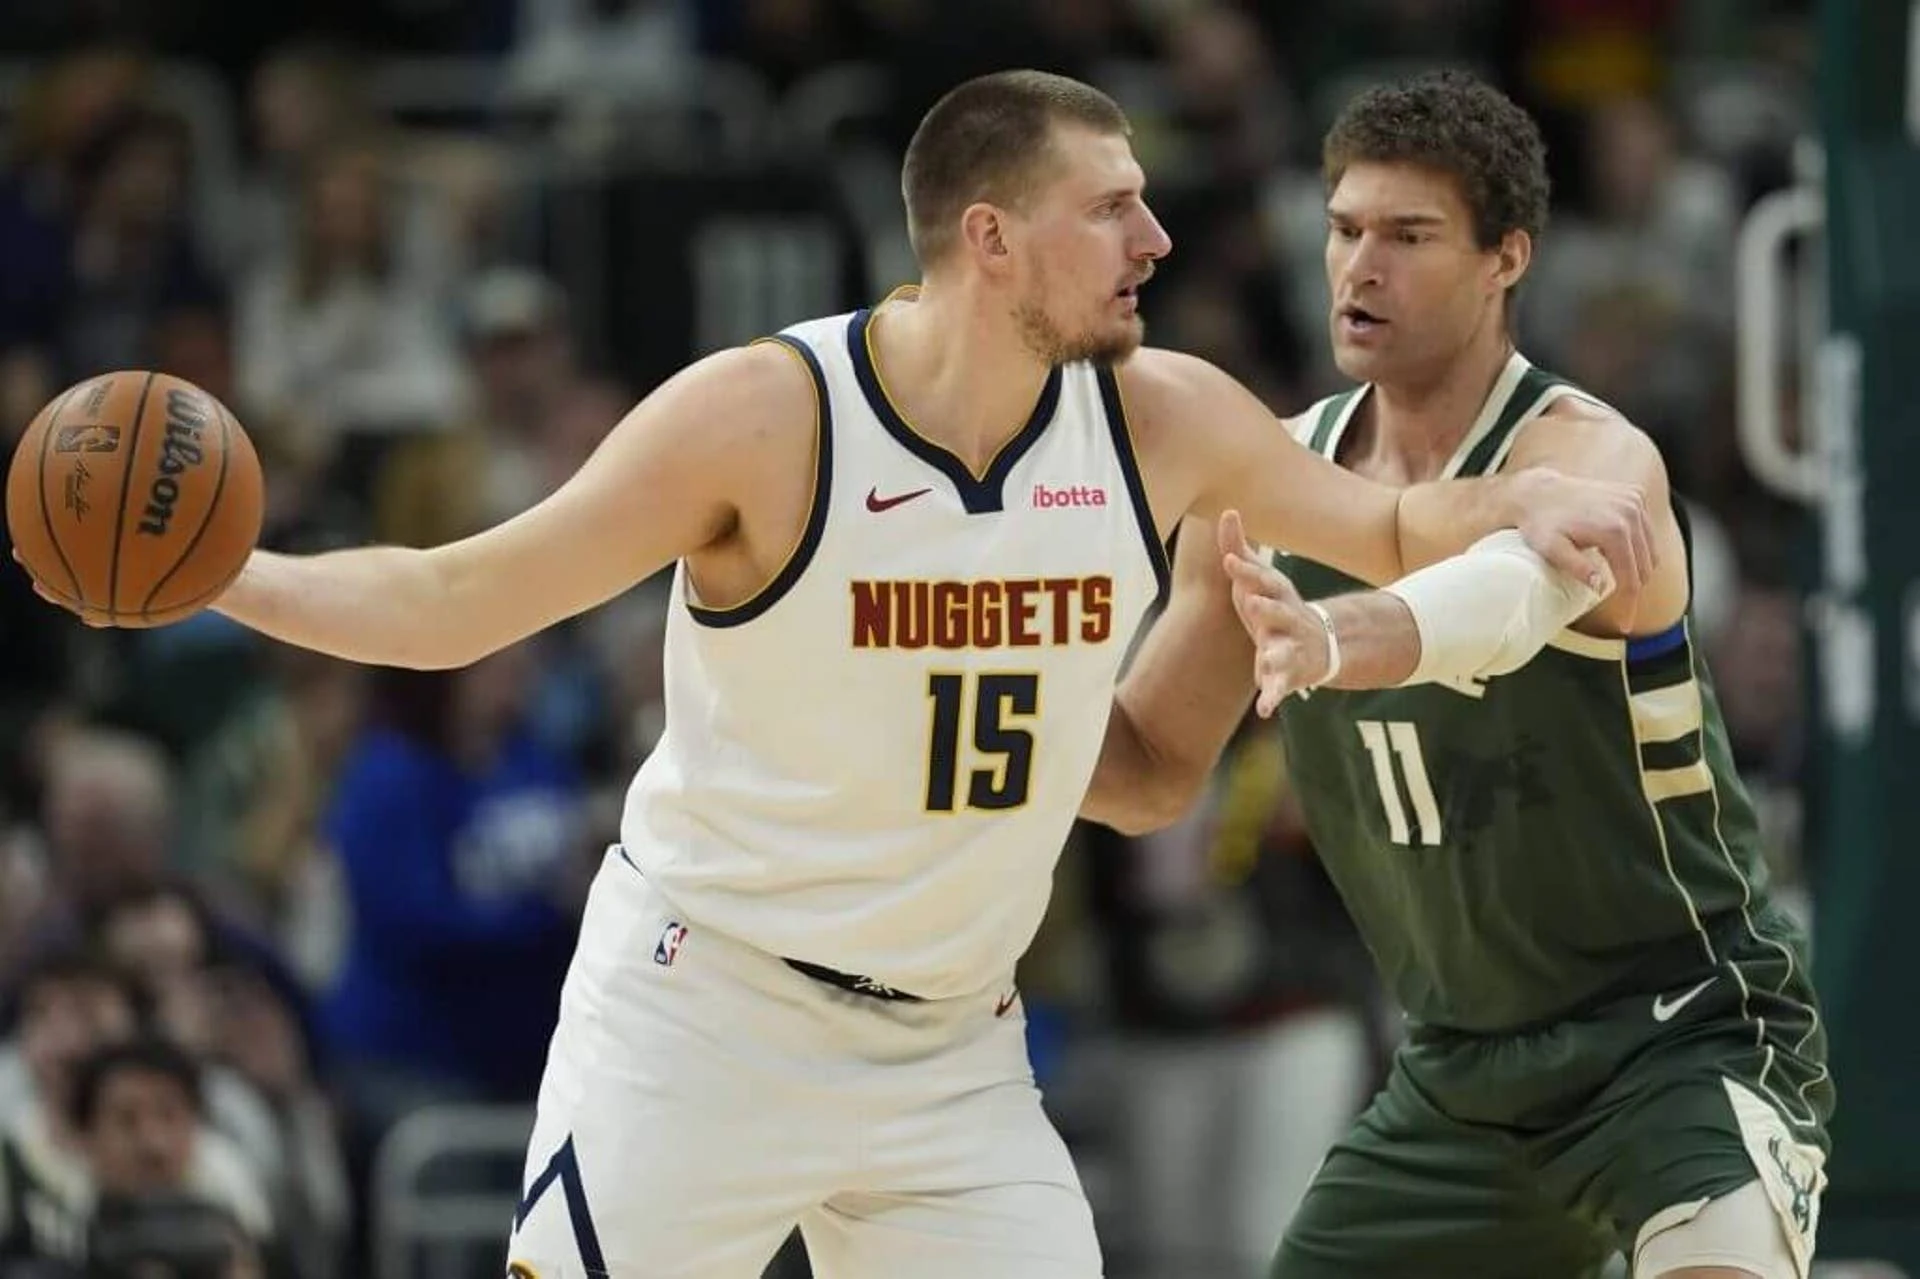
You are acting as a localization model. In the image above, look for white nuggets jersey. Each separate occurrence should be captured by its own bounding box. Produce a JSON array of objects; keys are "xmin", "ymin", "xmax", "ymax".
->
[{"xmin": 620, "ymin": 306, "xmax": 1169, "ymax": 999}]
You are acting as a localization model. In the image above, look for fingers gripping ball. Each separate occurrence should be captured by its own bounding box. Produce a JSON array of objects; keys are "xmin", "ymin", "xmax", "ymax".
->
[{"xmin": 6, "ymin": 371, "xmax": 264, "ymax": 626}]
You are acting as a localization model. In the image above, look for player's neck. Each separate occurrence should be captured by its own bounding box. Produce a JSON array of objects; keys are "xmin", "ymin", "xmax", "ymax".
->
[
  {"xmin": 867, "ymin": 284, "xmax": 1056, "ymax": 476},
  {"xmin": 1363, "ymin": 327, "xmax": 1517, "ymax": 483}
]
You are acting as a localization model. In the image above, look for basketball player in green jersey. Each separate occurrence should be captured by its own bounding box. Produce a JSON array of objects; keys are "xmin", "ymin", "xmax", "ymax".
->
[{"xmin": 1086, "ymin": 72, "xmax": 1832, "ymax": 1279}]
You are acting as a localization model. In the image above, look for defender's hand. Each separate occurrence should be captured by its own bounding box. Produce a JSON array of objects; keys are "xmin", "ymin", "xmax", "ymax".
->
[
  {"xmin": 1217, "ymin": 510, "xmax": 1332, "ymax": 717},
  {"xmin": 1507, "ymin": 467, "xmax": 1653, "ymax": 597}
]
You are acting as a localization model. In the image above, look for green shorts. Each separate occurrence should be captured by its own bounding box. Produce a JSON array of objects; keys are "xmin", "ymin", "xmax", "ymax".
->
[{"xmin": 1273, "ymin": 947, "xmax": 1834, "ymax": 1278}]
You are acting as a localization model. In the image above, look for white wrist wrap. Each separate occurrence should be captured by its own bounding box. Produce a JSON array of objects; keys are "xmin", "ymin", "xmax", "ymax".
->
[
  {"xmin": 1306, "ymin": 601, "xmax": 1342, "ymax": 688},
  {"xmin": 1382, "ymin": 530, "xmax": 1612, "ymax": 686}
]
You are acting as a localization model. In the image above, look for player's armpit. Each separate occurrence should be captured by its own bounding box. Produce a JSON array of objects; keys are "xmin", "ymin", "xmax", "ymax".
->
[
  {"xmin": 1116, "ymin": 350, "xmax": 1407, "ymax": 584},
  {"xmin": 1499, "ymin": 401, "xmax": 1689, "ymax": 638},
  {"xmin": 1083, "ymin": 517, "xmax": 1255, "ymax": 834},
  {"xmin": 220, "ymin": 343, "xmax": 808, "ymax": 669}
]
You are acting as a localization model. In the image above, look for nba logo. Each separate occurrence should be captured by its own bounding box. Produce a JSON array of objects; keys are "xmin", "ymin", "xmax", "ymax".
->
[{"xmin": 654, "ymin": 921, "xmax": 689, "ymax": 967}]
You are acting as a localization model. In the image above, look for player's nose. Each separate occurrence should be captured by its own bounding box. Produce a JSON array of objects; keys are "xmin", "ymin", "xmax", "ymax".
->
[
  {"xmin": 1340, "ymin": 232, "xmax": 1386, "ymax": 285},
  {"xmin": 1134, "ymin": 205, "xmax": 1172, "ymax": 260}
]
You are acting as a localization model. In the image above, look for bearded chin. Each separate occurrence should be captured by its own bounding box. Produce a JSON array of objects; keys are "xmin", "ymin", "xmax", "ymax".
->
[{"xmin": 1014, "ymin": 297, "xmax": 1144, "ymax": 366}]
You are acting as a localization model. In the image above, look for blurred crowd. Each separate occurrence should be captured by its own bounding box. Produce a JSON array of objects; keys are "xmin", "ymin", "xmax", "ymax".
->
[{"xmin": 0, "ymin": 1, "xmax": 1818, "ymax": 1277}]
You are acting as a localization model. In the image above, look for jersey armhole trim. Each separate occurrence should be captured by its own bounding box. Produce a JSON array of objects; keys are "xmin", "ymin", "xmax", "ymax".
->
[
  {"xmin": 1308, "ymin": 387, "xmax": 1362, "ymax": 455},
  {"xmin": 687, "ymin": 334, "xmax": 834, "ymax": 629},
  {"xmin": 1543, "ymin": 616, "xmax": 1689, "ymax": 663},
  {"xmin": 1097, "ymin": 364, "xmax": 1171, "ymax": 606}
]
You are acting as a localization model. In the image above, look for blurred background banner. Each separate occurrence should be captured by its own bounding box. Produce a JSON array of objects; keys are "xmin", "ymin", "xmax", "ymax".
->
[{"xmin": 0, "ymin": 1, "xmax": 1906, "ymax": 1276}]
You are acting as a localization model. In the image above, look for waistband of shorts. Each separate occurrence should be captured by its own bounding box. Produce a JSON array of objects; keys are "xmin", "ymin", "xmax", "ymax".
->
[
  {"xmin": 781, "ymin": 957, "xmax": 927, "ymax": 1003},
  {"xmin": 1409, "ymin": 911, "xmax": 1777, "ymax": 1044},
  {"xmin": 610, "ymin": 846, "xmax": 949, "ymax": 1005}
]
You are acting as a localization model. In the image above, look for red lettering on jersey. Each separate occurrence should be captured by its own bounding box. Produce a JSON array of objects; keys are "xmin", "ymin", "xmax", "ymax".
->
[
  {"xmin": 1005, "ymin": 579, "xmax": 1042, "ymax": 647},
  {"xmin": 851, "ymin": 581, "xmax": 890, "ymax": 647},
  {"xmin": 849, "ymin": 576, "xmax": 1118, "ymax": 650},
  {"xmin": 1032, "ymin": 483, "xmax": 1108, "ymax": 508},
  {"xmin": 971, "ymin": 580, "xmax": 1004, "ymax": 648},
  {"xmin": 1042, "ymin": 578, "xmax": 1076, "ymax": 645},
  {"xmin": 1081, "ymin": 576, "xmax": 1113, "ymax": 643},
  {"xmin": 933, "ymin": 581, "xmax": 969, "ymax": 649},
  {"xmin": 895, "ymin": 580, "xmax": 931, "ymax": 649}
]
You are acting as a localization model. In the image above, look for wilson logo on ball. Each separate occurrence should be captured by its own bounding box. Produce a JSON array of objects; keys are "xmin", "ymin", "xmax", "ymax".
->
[
  {"xmin": 136, "ymin": 390, "xmax": 210, "ymax": 537},
  {"xmin": 53, "ymin": 424, "xmax": 122, "ymax": 454}
]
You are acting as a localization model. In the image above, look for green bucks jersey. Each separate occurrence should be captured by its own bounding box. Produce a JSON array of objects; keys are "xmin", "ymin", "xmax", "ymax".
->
[{"xmin": 1275, "ymin": 354, "xmax": 1808, "ymax": 1034}]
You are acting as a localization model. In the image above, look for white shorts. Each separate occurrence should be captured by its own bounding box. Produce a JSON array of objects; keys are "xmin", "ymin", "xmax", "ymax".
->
[{"xmin": 505, "ymin": 847, "xmax": 1102, "ymax": 1279}]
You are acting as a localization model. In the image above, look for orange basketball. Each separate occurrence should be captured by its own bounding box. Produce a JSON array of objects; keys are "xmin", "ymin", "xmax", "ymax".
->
[{"xmin": 5, "ymin": 371, "xmax": 264, "ymax": 627}]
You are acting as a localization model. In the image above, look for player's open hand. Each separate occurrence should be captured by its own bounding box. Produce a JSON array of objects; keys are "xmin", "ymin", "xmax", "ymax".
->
[
  {"xmin": 1217, "ymin": 510, "xmax": 1332, "ymax": 717},
  {"xmin": 1508, "ymin": 468, "xmax": 1653, "ymax": 597}
]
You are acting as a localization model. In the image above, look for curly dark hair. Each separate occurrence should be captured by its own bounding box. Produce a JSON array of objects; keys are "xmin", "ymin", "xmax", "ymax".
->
[{"xmin": 1322, "ymin": 70, "xmax": 1550, "ymax": 251}]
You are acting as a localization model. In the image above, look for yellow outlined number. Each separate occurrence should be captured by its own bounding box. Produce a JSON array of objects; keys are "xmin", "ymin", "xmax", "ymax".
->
[{"xmin": 926, "ymin": 672, "xmax": 1039, "ymax": 812}]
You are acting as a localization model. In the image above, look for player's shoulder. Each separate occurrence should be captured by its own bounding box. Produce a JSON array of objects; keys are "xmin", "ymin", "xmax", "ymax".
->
[
  {"xmin": 1112, "ymin": 347, "xmax": 1301, "ymax": 436},
  {"xmin": 656, "ymin": 337, "xmax": 824, "ymax": 442},
  {"xmin": 1515, "ymin": 383, "xmax": 1665, "ymax": 472},
  {"xmin": 1113, "ymin": 346, "xmax": 1230, "ymax": 403},
  {"xmin": 694, "ymin": 336, "xmax": 823, "ymax": 400}
]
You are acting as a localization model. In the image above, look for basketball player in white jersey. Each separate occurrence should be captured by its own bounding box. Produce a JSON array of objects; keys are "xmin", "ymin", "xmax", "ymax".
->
[{"xmin": 33, "ymin": 72, "xmax": 1653, "ymax": 1278}]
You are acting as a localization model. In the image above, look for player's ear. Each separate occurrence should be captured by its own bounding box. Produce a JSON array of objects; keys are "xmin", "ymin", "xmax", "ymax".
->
[
  {"xmin": 1491, "ymin": 228, "xmax": 1531, "ymax": 295},
  {"xmin": 960, "ymin": 203, "xmax": 1012, "ymax": 273}
]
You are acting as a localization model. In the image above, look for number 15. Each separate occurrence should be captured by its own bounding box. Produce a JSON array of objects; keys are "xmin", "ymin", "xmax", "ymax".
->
[{"xmin": 925, "ymin": 673, "xmax": 1038, "ymax": 813}]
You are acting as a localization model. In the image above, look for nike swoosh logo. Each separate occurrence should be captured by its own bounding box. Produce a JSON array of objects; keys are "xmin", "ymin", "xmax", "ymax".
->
[
  {"xmin": 994, "ymin": 990, "xmax": 1018, "ymax": 1018},
  {"xmin": 1652, "ymin": 977, "xmax": 1716, "ymax": 1022},
  {"xmin": 866, "ymin": 486, "xmax": 931, "ymax": 513}
]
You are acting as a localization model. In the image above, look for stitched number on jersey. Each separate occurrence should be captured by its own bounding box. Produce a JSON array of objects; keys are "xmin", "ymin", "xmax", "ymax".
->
[
  {"xmin": 1356, "ymin": 720, "xmax": 1442, "ymax": 846},
  {"xmin": 926, "ymin": 673, "xmax": 1038, "ymax": 812}
]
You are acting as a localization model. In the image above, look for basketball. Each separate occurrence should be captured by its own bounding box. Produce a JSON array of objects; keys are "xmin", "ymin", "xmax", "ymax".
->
[{"xmin": 5, "ymin": 371, "xmax": 264, "ymax": 628}]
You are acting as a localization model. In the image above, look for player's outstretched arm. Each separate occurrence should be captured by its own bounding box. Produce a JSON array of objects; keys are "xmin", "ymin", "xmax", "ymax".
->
[
  {"xmin": 214, "ymin": 343, "xmax": 810, "ymax": 669},
  {"xmin": 1083, "ymin": 517, "xmax": 1255, "ymax": 834},
  {"xmin": 1217, "ymin": 404, "xmax": 1690, "ymax": 713},
  {"xmin": 1115, "ymin": 350, "xmax": 1653, "ymax": 595}
]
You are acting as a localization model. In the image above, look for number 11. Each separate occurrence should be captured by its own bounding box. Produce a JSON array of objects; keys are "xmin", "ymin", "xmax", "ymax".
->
[{"xmin": 1357, "ymin": 719, "xmax": 1442, "ymax": 846}]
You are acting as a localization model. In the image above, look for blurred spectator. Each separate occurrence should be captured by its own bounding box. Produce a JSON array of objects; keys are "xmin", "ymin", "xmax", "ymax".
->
[
  {"xmin": 1522, "ymin": 94, "xmax": 1738, "ymax": 453},
  {"xmin": 68, "ymin": 1038, "xmax": 278, "ymax": 1273},
  {"xmin": 0, "ymin": 530, "xmax": 75, "ymax": 851},
  {"xmin": 55, "ymin": 105, "xmax": 224, "ymax": 389},
  {"xmin": 83, "ymin": 884, "xmax": 293, "ymax": 1200},
  {"xmin": 232, "ymin": 135, "xmax": 466, "ymax": 496},
  {"xmin": 0, "ymin": 48, "xmax": 153, "ymax": 389},
  {"xmin": 228, "ymin": 43, "xmax": 379, "ymax": 280},
  {"xmin": 372, "ymin": 266, "xmax": 626, "ymax": 544},
  {"xmin": 1156, "ymin": 4, "xmax": 1298, "ymax": 183},
  {"xmin": 199, "ymin": 960, "xmax": 348, "ymax": 1279},
  {"xmin": 1083, "ymin": 723, "xmax": 1378, "ymax": 1278},
  {"xmin": 369, "ymin": 268, "xmax": 635, "ymax": 775},
  {"xmin": 320, "ymin": 644, "xmax": 594, "ymax": 1136},
  {"xmin": 85, "ymin": 1193, "xmax": 262, "ymax": 1279},
  {"xmin": 230, "ymin": 42, "xmax": 470, "ymax": 296},
  {"xmin": 0, "ymin": 949, "xmax": 142, "ymax": 1271},
  {"xmin": 178, "ymin": 648, "xmax": 364, "ymax": 974},
  {"xmin": 18, "ymin": 730, "xmax": 175, "ymax": 946},
  {"xmin": 1147, "ymin": 183, "xmax": 1309, "ymax": 412}
]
